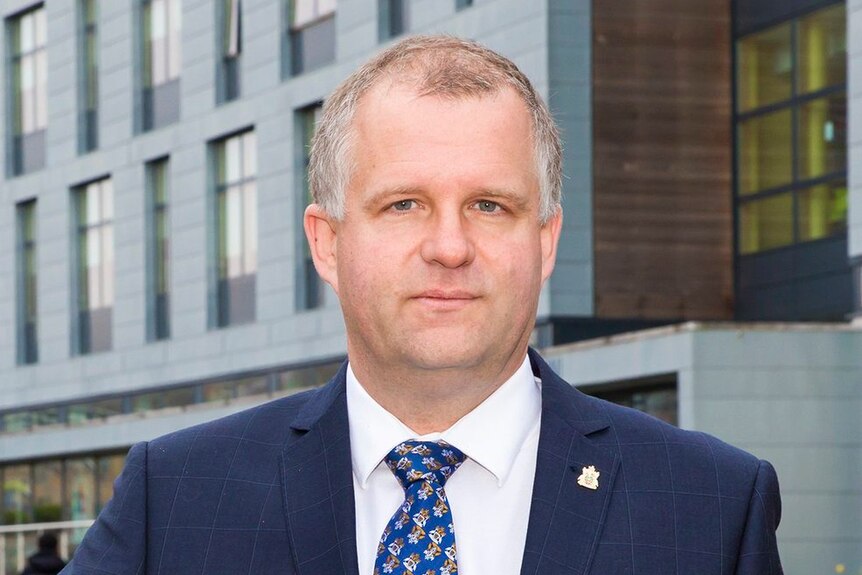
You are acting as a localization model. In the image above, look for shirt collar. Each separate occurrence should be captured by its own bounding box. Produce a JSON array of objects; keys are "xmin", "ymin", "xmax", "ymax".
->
[{"xmin": 346, "ymin": 355, "xmax": 541, "ymax": 489}]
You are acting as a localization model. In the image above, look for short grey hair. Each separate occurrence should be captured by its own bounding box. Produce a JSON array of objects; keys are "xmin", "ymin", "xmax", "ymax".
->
[{"xmin": 308, "ymin": 35, "xmax": 563, "ymax": 223}]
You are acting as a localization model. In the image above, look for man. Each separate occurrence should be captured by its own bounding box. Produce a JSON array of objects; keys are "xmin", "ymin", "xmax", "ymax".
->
[
  {"xmin": 62, "ymin": 35, "xmax": 782, "ymax": 574},
  {"xmin": 22, "ymin": 533, "xmax": 66, "ymax": 575}
]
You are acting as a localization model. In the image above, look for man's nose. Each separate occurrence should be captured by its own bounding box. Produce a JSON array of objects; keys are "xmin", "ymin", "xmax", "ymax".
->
[{"xmin": 419, "ymin": 210, "xmax": 475, "ymax": 268}]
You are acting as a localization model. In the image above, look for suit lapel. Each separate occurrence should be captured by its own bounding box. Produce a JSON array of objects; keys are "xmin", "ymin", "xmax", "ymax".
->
[
  {"xmin": 281, "ymin": 363, "xmax": 360, "ymax": 575},
  {"xmin": 520, "ymin": 350, "xmax": 620, "ymax": 575}
]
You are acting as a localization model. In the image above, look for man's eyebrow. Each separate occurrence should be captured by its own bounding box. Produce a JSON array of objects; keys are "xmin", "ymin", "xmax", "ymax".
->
[
  {"xmin": 362, "ymin": 186, "xmax": 424, "ymax": 210},
  {"xmin": 473, "ymin": 188, "xmax": 531, "ymax": 211}
]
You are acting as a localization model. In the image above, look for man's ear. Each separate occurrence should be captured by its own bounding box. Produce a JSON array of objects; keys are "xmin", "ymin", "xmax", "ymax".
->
[
  {"xmin": 540, "ymin": 210, "xmax": 563, "ymax": 284},
  {"xmin": 303, "ymin": 203, "xmax": 339, "ymax": 294}
]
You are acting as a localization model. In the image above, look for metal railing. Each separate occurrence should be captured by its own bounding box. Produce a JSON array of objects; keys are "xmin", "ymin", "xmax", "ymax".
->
[{"xmin": 0, "ymin": 520, "xmax": 94, "ymax": 575}]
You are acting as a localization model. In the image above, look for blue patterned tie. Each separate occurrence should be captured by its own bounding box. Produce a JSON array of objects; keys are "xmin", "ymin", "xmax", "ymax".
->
[{"xmin": 373, "ymin": 440, "xmax": 466, "ymax": 575}]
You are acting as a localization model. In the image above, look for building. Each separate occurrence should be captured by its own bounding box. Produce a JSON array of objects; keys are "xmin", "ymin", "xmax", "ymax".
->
[{"xmin": 0, "ymin": 0, "xmax": 859, "ymax": 572}]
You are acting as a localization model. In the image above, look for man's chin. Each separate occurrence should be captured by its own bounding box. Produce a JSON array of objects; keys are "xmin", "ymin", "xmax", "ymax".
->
[{"xmin": 395, "ymin": 341, "xmax": 492, "ymax": 373}]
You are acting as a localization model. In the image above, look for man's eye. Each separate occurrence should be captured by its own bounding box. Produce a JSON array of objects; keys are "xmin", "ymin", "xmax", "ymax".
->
[
  {"xmin": 475, "ymin": 200, "xmax": 501, "ymax": 213},
  {"xmin": 392, "ymin": 200, "xmax": 416, "ymax": 211}
]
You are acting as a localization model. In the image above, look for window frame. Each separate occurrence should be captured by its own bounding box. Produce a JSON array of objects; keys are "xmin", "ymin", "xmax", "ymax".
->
[
  {"xmin": 16, "ymin": 200, "xmax": 38, "ymax": 365},
  {"xmin": 210, "ymin": 129, "xmax": 258, "ymax": 328},
  {"xmin": 146, "ymin": 157, "xmax": 171, "ymax": 341},
  {"xmin": 216, "ymin": 0, "xmax": 241, "ymax": 103},
  {"xmin": 295, "ymin": 103, "xmax": 325, "ymax": 311},
  {"xmin": 733, "ymin": 2, "xmax": 847, "ymax": 256},
  {"xmin": 71, "ymin": 177, "xmax": 115, "ymax": 355},
  {"xmin": 78, "ymin": 0, "xmax": 99, "ymax": 153},
  {"xmin": 6, "ymin": 4, "xmax": 47, "ymax": 176},
  {"xmin": 284, "ymin": 0, "xmax": 335, "ymax": 77}
]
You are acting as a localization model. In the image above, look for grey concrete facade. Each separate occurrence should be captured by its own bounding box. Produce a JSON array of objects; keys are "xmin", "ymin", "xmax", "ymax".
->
[
  {"xmin": 547, "ymin": 323, "xmax": 862, "ymax": 575},
  {"xmin": 0, "ymin": 0, "xmax": 584, "ymax": 412}
]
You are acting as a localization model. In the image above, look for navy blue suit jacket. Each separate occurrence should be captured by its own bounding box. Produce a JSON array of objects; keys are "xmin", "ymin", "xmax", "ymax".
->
[{"xmin": 62, "ymin": 350, "xmax": 782, "ymax": 574}]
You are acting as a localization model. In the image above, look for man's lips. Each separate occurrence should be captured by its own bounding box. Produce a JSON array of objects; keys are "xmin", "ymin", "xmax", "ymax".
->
[
  {"xmin": 411, "ymin": 290, "xmax": 479, "ymax": 310},
  {"xmin": 414, "ymin": 290, "xmax": 477, "ymax": 300}
]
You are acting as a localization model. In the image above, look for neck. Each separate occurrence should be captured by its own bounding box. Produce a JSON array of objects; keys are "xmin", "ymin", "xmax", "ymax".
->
[{"xmin": 349, "ymin": 350, "xmax": 528, "ymax": 435}]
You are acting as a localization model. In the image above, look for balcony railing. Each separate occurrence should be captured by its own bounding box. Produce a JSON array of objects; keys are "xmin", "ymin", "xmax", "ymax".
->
[{"xmin": 0, "ymin": 519, "xmax": 94, "ymax": 575}]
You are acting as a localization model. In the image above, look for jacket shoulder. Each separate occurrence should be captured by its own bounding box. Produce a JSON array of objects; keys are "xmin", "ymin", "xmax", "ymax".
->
[{"xmin": 593, "ymin": 394, "xmax": 766, "ymax": 496}]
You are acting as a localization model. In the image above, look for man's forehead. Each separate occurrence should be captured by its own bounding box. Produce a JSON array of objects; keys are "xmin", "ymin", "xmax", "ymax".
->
[{"xmin": 355, "ymin": 79, "xmax": 524, "ymax": 124}]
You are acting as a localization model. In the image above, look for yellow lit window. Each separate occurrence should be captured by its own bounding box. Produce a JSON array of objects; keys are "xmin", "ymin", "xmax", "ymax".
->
[
  {"xmin": 739, "ymin": 193, "xmax": 793, "ymax": 254},
  {"xmin": 797, "ymin": 4, "xmax": 846, "ymax": 95},
  {"xmin": 736, "ymin": 23, "xmax": 792, "ymax": 113},
  {"xmin": 738, "ymin": 109, "xmax": 793, "ymax": 195},
  {"xmin": 797, "ymin": 182, "xmax": 847, "ymax": 242}
]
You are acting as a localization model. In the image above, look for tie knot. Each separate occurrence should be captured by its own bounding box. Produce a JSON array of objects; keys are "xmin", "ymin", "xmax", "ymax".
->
[{"xmin": 385, "ymin": 440, "xmax": 466, "ymax": 489}]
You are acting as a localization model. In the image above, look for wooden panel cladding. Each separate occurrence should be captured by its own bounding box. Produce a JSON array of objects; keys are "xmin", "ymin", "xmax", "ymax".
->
[{"xmin": 592, "ymin": 0, "xmax": 734, "ymax": 320}]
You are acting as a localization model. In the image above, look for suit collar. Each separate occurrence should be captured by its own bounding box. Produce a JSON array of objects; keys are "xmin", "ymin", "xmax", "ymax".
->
[
  {"xmin": 281, "ymin": 362, "xmax": 360, "ymax": 575},
  {"xmin": 520, "ymin": 349, "xmax": 620, "ymax": 575},
  {"xmin": 280, "ymin": 352, "xmax": 621, "ymax": 575}
]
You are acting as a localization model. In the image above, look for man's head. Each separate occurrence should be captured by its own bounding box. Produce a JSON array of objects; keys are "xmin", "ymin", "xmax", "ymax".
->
[
  {"xmin": 38, "ymin": 532, "xmax": 58, "ymax": 551},
  {"xmin": 304, "ymin": 35, "xmax": 563, "ymax": 395},
  {"xmin": 309, "ymin": 35, "xmax": 562, "ymax": 224}
]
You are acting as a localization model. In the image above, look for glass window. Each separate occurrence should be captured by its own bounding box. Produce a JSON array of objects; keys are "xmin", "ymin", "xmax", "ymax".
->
[
  {"xmin": 739, "ymin": 193, "xmax": 794, "ymax": 254},
  {"xmin": 144, "ymin": 0, "xmax": 182, "ymax": 88},
  {"xmin": 68, "ymin": 397, "xmax": 123, "ymax": 425},
  {"xmin": 74, "ymin": 179, "xmax": 114, "ymax": 354},
  {"xmin": 17, "ymin": 201, "xmax": 38, "ymax": 365},
  {"xmin": 798, "ymin": 181, "xmax": 847, "ymax": 242},
  {"xmin": 11, "ymin": 7, "xmax": 48, "ymax": 136},
  {"xmin": 147, "ymin": 159, "xmax": 170, "ymax": 341},
  {"xmin": 288, "ymin": 0, "xmax": 336, "ymax": 75},
  {"xmin": 736, "ymin": 23, "xmax": 792, "ymax": 113},
  {"xmin": 215, "ymin": 131, "xmax": 257, "ymax": 327},
  {"xmin": 131, "ymin": 386, "xmax": 194, "ymax": 411},
  {"xmin": 276, "ymin": 361, "xmax": 340, "ymax": 391},
  {"xmin": 30, "ymin": 407, "xmax": 61, "ymax": 429},
  {"xmin": 9, "ymin": 6, "xmax": 47, "ymax": 175},
  {"xmin": 591, "ymin": 385, "xmax": 678, "ymax": 426},
  {"xmin": 79, "ymin": 0, "xmax": 99, "ymax": 152},
  {"xmin": 292, "ymin": 0, "xmax": 335, "ymax": 28},
  {"xmin": 218, "ymin": 0, "xmax": 241, "ymax": 103},
  {"xmin": 734, "ymin": 5, "xmax": 847, "ymax": 256},
  {"xmin": 66, "ymin": 457, "xmax": 97, "ymax": 521},
  {"xmin": 381, "ymin": 0, "xmax": 409, "ymax": 40},
  {"xmin": 737, "ymin": 109, "xmax": 793, "ymax": 195},
  {"xmin": 2, "ymin": 412, "xmax": 31, "ymax": 433},
  {"xmin": 297, "ymin": 104, "xmax": 325, "ymax": 309},
  {"xmin": 2, "ymin": 464, "xmax": 31, "ymax": 524},
  {"xmin": 202, "ymin": 380, "xmax": 235, "ymax": 402},
  {"xmin": 798, "ymin": 94, "xmax": 846, "ymax": 180},
  {"xmin": 32, "ymin": 461, "xmax": 62, "ymax": 522},
  {"xmin": 225, "ymin": 0, "xmax": 241, "ymax": 57},
  {"xmin": 798, "ymin": 4, "xmax": 846, "ymax": 95},
  {"xmin": 235, "ymin": 376, "xmax": 269, "ymax": 398},
  {"xmin": 97, "ymin": 454, "xmax": 127, "ymax": 512}
]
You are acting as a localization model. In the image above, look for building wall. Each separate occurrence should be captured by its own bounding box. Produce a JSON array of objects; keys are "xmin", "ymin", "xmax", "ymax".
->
[
  {"xmin": 547, "ymin": 324, "xmax": 862, "ymax": 574},
  {"xmin": 546, "ymin": 0, "xmax": 593, "ymax": 316},
  {"xmin": 0, "ymin": 0, "xmax": 558, "ymax": 449},
  {"xmin": 591, "ymin": 0, "xmax": 734, "ymax": 322}
]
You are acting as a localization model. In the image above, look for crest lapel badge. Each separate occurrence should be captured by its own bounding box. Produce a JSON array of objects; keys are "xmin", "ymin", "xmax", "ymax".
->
[{"xmin": 577, "ymin": 465, "xmax": 600, "ymax": 490}]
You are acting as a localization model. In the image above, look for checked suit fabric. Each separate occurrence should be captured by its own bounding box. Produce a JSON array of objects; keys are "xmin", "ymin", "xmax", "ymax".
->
[{"xmin": 374, "ymin": 441, "xmax": 466, "ymax": 575}]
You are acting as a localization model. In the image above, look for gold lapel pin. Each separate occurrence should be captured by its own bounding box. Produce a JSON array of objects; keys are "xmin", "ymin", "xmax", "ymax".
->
[{"xmin": 577, "ymin": 465, "xmax": 600, "ymax": 490}]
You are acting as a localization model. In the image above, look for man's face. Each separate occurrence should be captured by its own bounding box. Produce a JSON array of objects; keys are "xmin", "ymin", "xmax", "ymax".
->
[{"xmin": 307, "ymin": 83, "xmax": 561, "ymax": 379}]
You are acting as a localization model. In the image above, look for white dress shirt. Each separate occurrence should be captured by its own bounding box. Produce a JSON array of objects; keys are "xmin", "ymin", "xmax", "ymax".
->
[{"xmin": 346, "ymin": 355, "xmax": 541, "ymax": 575}]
